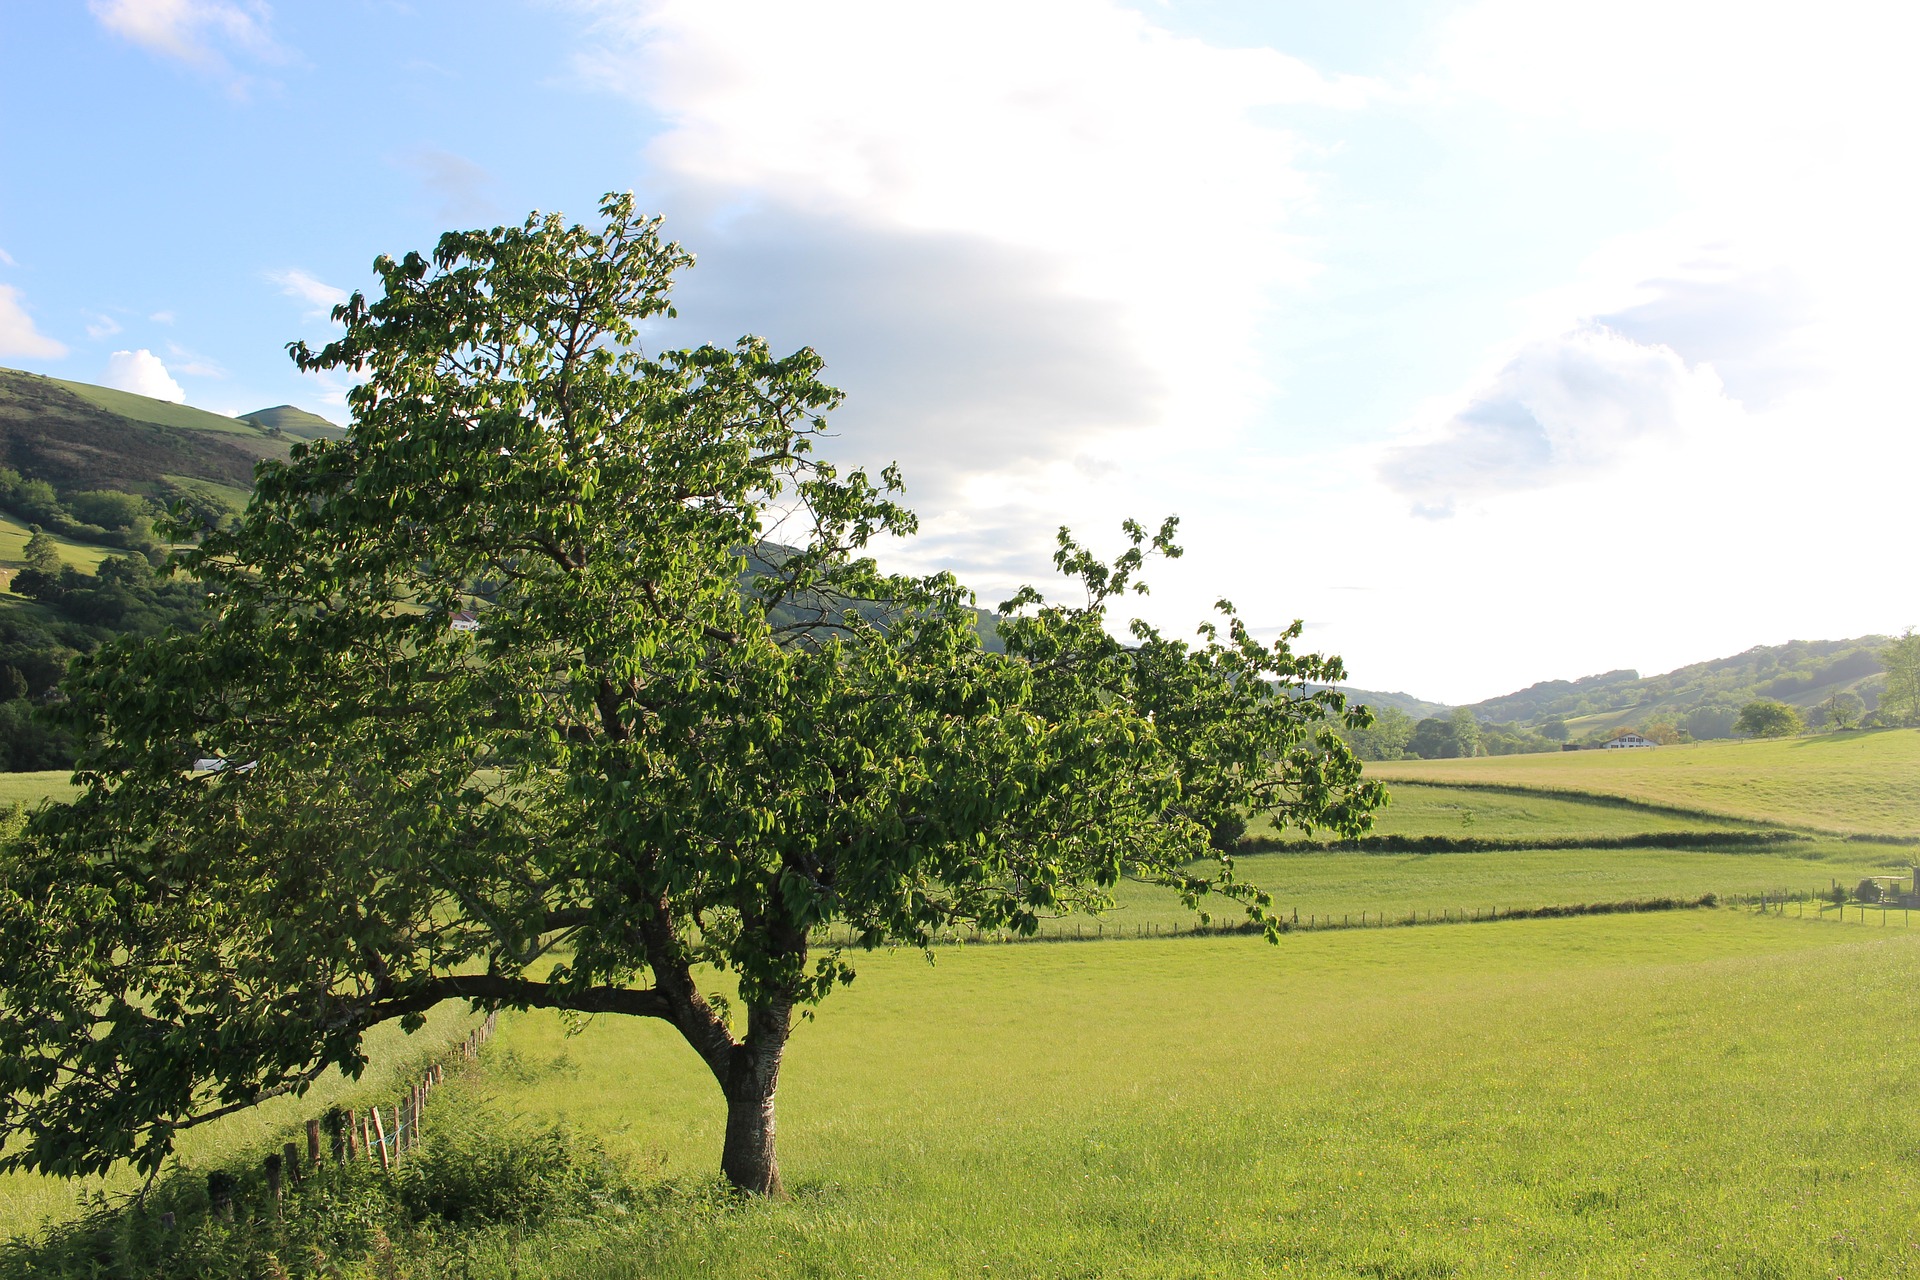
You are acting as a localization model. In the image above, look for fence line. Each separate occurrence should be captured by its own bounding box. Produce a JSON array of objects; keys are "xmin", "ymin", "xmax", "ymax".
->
[
  {"xmin": 808, "ymin": 887, "xmax": 1920, "ymax": 949},
  {"xmin": 202, "ymin": 1009, "xmax": 499, "ymax": 1222}
]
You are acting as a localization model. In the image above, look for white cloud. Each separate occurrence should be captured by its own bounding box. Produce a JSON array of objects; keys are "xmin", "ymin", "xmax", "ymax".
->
[
  {"xmin": 150, "ymin": 310, "xmax": 176, "ymax": 324},
  {"xmin": 571, "ymin": 0, "xmax": 1375, "ymax": 538},
  {"xmin": 85, "ymin": 313, "xmax": 124, "ymax": 340},
  {"xmin": 0, "ymin": 287, "xmax": 68, "ymax": 359},
  {"xmin": 103, "ymin": 349, "xmax": 186, "ymax": 402},
  {"xmin": 297, "ymin": 369, "xmax": 353, "ymax": 412},
  {"xmin": 90, "ymin": 0, "xmax": 284, "ymax": 92},
  {"xmin": 0, "ymin": 248, "xmax": 16, "ymax": 268},
  {"xmin": 1380, "ymin": 324, "xmax": 1733, "ymax": 514},
  {"xmin": 266, "ymin": 268, "xmax": 348, "ymax": 320}
]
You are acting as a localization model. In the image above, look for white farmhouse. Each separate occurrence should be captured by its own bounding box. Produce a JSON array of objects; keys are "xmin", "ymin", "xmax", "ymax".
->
[{"xmin": 1604, "ymin": 732, "xmax": 1658, "ymax": 750}]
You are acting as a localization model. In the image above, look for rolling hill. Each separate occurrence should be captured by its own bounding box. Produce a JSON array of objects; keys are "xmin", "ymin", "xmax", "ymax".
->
[
  {"xmin": 0, "ymin": 366, "xmax": 289, "ymax": 499},
  {"xmin": 238, "ymin": 404, "xmax": 346, "ymax": 441},
  {"xmin": 1467, "ymin": 636, "xmax": 1890, "ymax": 731}
]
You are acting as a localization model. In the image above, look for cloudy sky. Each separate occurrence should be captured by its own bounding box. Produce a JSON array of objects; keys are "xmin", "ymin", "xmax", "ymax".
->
[{"xmin": 2, "ymin": 1, "xmax": 1914, "ymax": 703}]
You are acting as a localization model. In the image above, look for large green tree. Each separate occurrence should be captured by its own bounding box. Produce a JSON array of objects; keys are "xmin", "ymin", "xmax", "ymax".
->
[
  {"xmin": 0, "ymin": 197, "xmax": 1382, "ymax": 1197},
  {"xmin": 1735, "ymin": 698, "xmax": 1803, "ymax": 738}
]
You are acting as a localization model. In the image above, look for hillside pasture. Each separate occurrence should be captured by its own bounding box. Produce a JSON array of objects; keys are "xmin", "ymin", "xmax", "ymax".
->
[
  {"xmin": 0, "ymin": 514, "xmax": 112, "ymax": 575},
  {"xmin": 45, "ymin": 378, "xmax": 268, "ymax": 439},
  {"xmin": 1370, "ymin": 729, "xmax": 1920, "ymax": 838}
]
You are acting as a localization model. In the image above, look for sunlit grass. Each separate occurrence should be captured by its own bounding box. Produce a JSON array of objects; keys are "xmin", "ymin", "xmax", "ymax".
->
[
  {"xmin": 1369, "ymin": 729, "xmax": 1920, "ymax": 837},
  {"xmin": 444, "ymin": 912, "xmax": 1920, "ymax": 1278},
  {"xmin": 1252, "ymin": 781, "xmax": 1771, "ymax": 843}
]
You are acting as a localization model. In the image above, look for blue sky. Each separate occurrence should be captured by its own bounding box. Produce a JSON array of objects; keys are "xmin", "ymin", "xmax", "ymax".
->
[{"xmin": 2, "ymin": 1, "xmax": 1914, "ymax": 703}]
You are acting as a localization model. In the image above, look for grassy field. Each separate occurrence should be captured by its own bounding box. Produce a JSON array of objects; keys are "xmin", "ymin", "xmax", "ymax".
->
[
  {"xmin": 0, "ymin": 772, "xmax": 73, "ymax": 806},
  {"xmin": 1251, "ymin": 782, "xmax": 1771, "ymax": 843},
  {"xmin": 0, "ymin": 513, "xmax": 113, "ymax": 574},
  {"xmin": 1105, "ymin": 840, "xmax": 1911, "ymax": 929},
  {"xmin": 345, "ymin": 912, "xmax": 1920, "ymax": 1278},
  {"xmin": 1370, "ymin": 729, "xmax": 1920, "ymax": 838}
]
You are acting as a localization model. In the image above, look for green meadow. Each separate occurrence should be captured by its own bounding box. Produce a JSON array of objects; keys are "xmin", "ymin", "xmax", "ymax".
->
[
  {"xmin": 1253, "ymin": 781, "xmax": 1772, "ymax": 842},
  {"xmin": 1369, "ymin": 729, "xmax": 1920, "ymax": 838},
  {"xmin": 0, "ymin": 772, "xmax": 73, "ymax": 806},
  {"xmin": 20, "ymin": 913, "xmax": 1919, "ymax": 1278},
  {"xmin": 0, "ymin": 513, "xmax": 113, "ymax": 575},
  {"xmin": 7, "ymin": 725, "xmax": 1920, "ymax": 1275},
  {"xmin": 437, "ymin": 914, "xmax": 1920, "ymax": 1279}
]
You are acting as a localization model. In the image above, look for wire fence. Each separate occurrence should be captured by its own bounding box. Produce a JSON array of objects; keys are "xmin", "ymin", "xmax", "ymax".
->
[
  {"xmin": 808, "ymin": 886, "xmax": 1920, "ymax": 948},
  {"xmin": 197, "ymin": 1010, "xmax": 498, "ymax": 1226}
]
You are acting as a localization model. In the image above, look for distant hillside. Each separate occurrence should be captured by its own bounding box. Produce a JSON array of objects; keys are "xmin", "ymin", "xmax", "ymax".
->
[
  {"xmin": 239, "ymin": 404, "xmax": 347, "ymax": 441},
  {"xmin": 1467, "ymin": 637, "xmax": 1890, "ymax": 735},
  {"xmin": 0, "ymin": 366, "xmax": 288, "ymax": 500},
  {"xmin": 1316, "ymin": 685, "xmax": 1449, "ymax": 721}
]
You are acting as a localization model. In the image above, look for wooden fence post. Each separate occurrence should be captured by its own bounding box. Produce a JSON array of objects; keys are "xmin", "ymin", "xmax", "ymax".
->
[
  {"xmin": 306, "ymin": 1117, "xmax": 322, "ymax": 1171},
  {"xmin": 370, "ymin": 1105, "xmax": 391, "ymax": 1173},
  {"xmin": 264, "ymin": 1152, "xmax": 283, "ymax": 1219},
  {"xmin": 283, "ymin": 1141, "xmax": 302, "ymax": 1186}
]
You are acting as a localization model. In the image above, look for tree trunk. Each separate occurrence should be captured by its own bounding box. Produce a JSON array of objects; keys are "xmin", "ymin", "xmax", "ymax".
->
[{"xmin": 719, "ymin": 999, "xmax": 790, "ymax": 1197}]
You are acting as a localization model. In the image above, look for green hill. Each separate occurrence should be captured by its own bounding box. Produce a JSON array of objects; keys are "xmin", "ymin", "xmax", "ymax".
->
[
  {"xmin": 1467, "ymin": 637, "xmax": 1890, "ymax": 735},
  {"xmin": 0, "ymin": 366, "xmax": 287, "ymax": 499},
  {"xmin": 1321, "ymin": 685, "xmax": 1449, "ymax": 721},
  {"xmin": 46, "ymin": 376, "xmax": 268, "ymax": 437},
  {"xmin": 238, "ymin": 404, "xmax": 347, "ymax": 441}
]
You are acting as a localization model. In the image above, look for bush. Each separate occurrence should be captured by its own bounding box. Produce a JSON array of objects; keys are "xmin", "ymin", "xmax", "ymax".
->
[
  {"xmin": 0, "ymin": 1090, "xmax": 646, "ymax": 1278},
  {"xmin": 394, "ymin": 1116, "xmax": 622, "ymax": 1226}
]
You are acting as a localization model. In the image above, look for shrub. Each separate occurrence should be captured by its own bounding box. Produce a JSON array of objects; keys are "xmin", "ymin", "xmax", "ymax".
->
[{"xmin": 394, "ymin": 1116, "xmax": 622, "ymax": 1226}]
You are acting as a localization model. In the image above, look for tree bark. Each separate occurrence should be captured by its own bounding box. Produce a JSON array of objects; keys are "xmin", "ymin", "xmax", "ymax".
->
[{"xmin": 719, "ymin": 999, "xmax": 791, "ymax": 1197}]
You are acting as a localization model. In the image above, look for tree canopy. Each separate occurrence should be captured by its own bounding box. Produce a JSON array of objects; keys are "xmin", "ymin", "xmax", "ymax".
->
[
  {"xmin": 0, "ymin": 196, "xmax": 1383, "ymax": 1196},
  {"xmin": 1881, "ymin": 628, "xmax": 1920, "ymax": 726},
  {"xmin": 1735, "ymin": 698, "xmax": 1803, "ymax": 739}
]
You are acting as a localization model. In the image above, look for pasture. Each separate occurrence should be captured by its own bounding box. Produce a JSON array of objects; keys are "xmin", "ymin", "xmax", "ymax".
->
[
  {"xmin": 1368, "ymin": 729, "xmax": 1920, "ymax": 838},
  {"xmin": 0, "ymin": 515, "xmax": 112, "ymax": 575},
  {"xmin": 12, "ymin": 913, "xmax": 1900, "ymax": 1278},
  {"xmin": 1249, "ymin": 781, "xmax": 1773, "ymax": 842},
  {"xmin": 452, "ymin": 914, "xmax": 1920, "ymax": 1278}
]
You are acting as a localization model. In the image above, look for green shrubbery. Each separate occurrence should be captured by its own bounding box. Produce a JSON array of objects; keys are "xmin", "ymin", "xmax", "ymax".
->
[{"xmin": 0, "ymin": 1101, "xmax": 650, "ymax": 1279}]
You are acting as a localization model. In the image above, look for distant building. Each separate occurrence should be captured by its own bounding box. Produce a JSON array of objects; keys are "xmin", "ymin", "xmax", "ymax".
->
[
  {"xmin": 450, "ymin": 610, "xmax": 481, "ymax": 633},
  {"xmin": 1604, "ymin": 732, "xmax": 1658, "ymax": 750}
]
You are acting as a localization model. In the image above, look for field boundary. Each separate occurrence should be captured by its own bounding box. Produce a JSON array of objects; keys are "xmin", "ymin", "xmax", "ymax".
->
[
  {"xmin": 812, "ymin": 893, "xmax": 1728, "ymax": 948},
  {"xmin": 1240, "ymin": 830, "xmax": 1812, "ymax": 855},
  {"xmin": 1366, "ymin": 778, "xmax": 1919, "ymax": 844}
]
